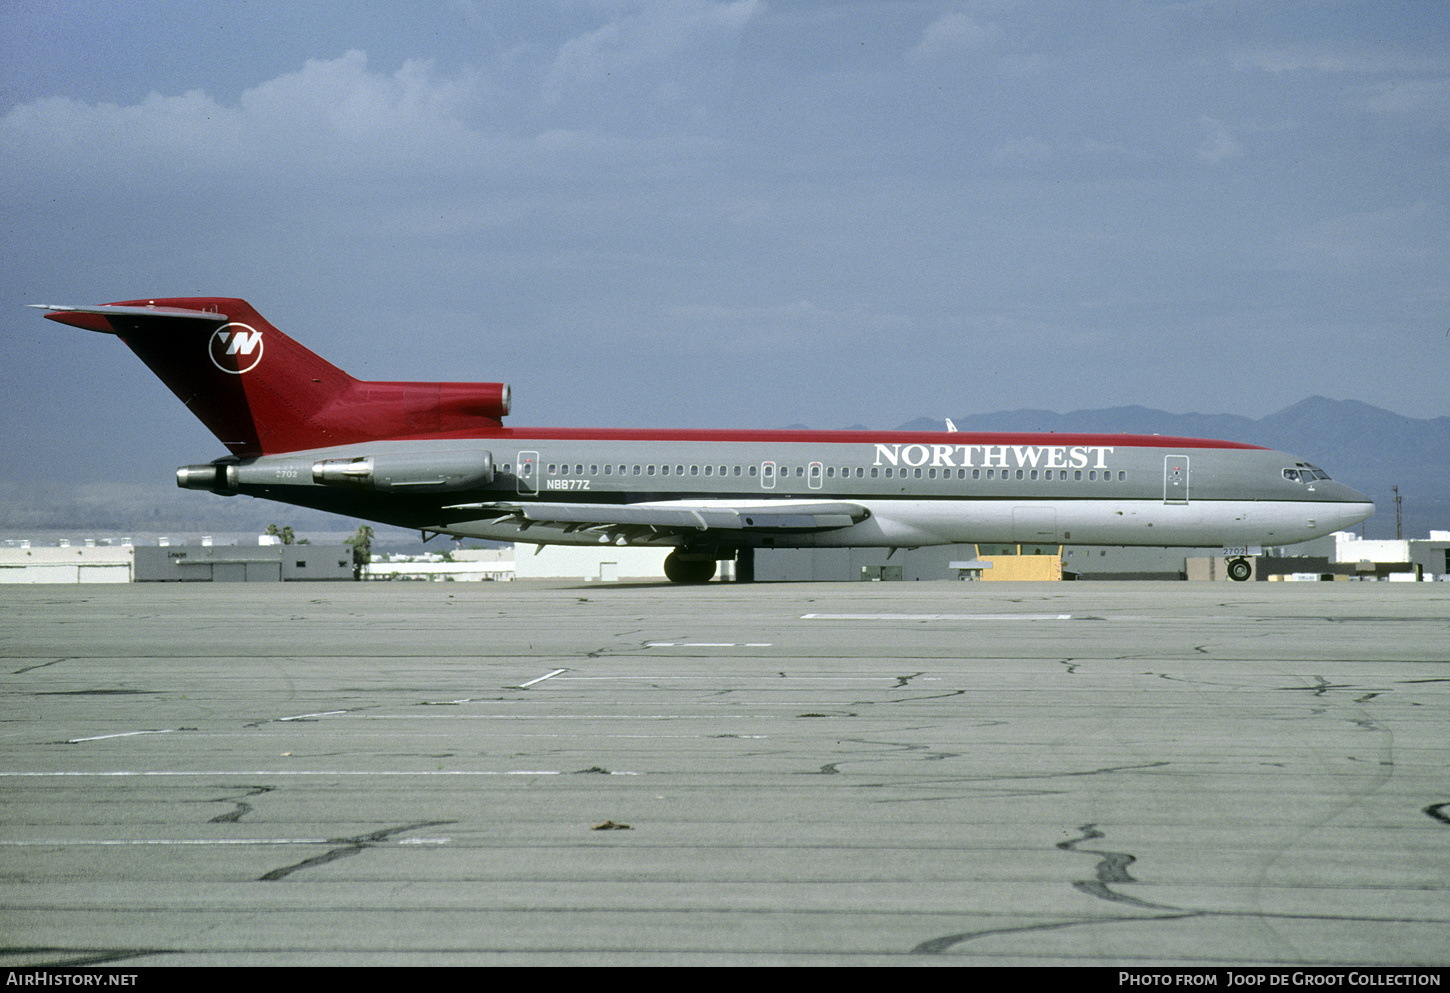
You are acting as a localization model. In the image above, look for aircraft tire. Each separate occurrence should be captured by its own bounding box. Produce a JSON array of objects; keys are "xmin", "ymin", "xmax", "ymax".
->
[
  {"xmin": 664, "ymin": 550, "xmax": 716, "ymax": 584},
  {"xmin": 1227, "ymin": 557, "xmax": 1253, "ymax": 582}
]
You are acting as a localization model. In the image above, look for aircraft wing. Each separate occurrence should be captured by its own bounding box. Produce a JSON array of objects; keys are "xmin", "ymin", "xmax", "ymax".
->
[{"xmin": 439, "ymin": 499, "xmax": 869, "ymax": 543}]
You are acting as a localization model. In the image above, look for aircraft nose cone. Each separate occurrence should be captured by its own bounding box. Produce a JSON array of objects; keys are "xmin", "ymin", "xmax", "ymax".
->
[{"xmin": 1331, "ymin": 483, "xmax": 1375, "ymax": 530}]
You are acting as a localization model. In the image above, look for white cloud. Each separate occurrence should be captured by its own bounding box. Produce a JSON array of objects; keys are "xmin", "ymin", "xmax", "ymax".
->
[
  {"xmin": 1267, "ymin": 200, "xmax": 1446, "ymax": 277},
  {"xmin": 1344, "ymin": 78, "xmax": 1450, "ymax": 117},
  {"xmin": 909, "ymin": 12, "xmax": 997, "ymax": 62},
  {"xmin": 541, "ymin": 0, "xmax": 762, "ymax": 104},
  {"xmin": 1196, "ymin": 116, "xmax": 1241, "ymax": 164},
  {"xmin": 1235, "ymin": 43, "xmax": 1438, "ymax": 77},
  {"xmin": 2, "ymin": 51, "xmax": 494, "ymax": 183},
  {"xmin": 992, "ymin": 135, "xmax": 1053, "ymax": 167}
]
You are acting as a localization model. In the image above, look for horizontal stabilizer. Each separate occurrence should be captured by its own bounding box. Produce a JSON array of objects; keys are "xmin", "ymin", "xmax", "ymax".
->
[{"xmin": 31, "ymin": 303, "xmax": 229, "ymax": 322}]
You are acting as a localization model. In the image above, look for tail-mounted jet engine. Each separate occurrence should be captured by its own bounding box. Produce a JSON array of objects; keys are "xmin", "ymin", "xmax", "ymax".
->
[
  {"xmin": 178, "ymin": 450, "xmax": 494, "ymax": 495},
  {"xmin": 312, "ymin": 451, "xmax": 494, "ymax": 492}
]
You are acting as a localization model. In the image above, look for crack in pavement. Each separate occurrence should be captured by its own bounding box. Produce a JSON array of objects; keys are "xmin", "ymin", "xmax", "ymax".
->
[
  {"xmin": 207, "ymin": 785, "xmax": 275, "ymax": 824},
  {"xmin": 1056, "ymin": 823, "xmax": 1183, "ymax": 911},
  {"xmin": 12, "ymin": 658, "xmax": 70, "ymax": 675},
  {"xmin": 259, "ymin": 820, "xmax": 454, "ymax": 881},
  {"xmin": 911, "ymin": 817, "xmax": 1442, "ymax": 956},
  {"xmin": 913, "ymin": 822, "xmax": 1194, "ymax": 954},
  {"xmin": 1, "ymin": 946, "xmax": 170, "ymax": 968}
]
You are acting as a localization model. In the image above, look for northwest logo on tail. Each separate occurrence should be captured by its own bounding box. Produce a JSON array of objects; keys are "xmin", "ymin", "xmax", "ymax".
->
[{"xmin": 208, "ymin": 323, "xmax": 263, "ymax": 374}]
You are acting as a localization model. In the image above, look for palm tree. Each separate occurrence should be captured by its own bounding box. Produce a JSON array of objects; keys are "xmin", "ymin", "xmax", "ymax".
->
[{"xmin": 344, "ymin": 525, "xmax": 374, "ymax": 580}]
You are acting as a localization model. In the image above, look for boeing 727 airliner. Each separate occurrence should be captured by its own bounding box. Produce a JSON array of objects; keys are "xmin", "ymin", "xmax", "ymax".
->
[{"xmin": 35, "ymin": 298, "xmax": 1374, "ymax": 582}]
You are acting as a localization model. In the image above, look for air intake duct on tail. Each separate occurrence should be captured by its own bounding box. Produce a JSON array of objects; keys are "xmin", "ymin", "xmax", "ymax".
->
[{"xmin": 176, "ymin": 463, "xmax": 239, "ymax": 494}]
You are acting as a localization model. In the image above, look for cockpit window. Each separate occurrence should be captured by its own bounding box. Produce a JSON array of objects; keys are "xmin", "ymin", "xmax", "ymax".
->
[{"xmin": 1284, "ymin": 465, "xmax": 1332, "ymax": 483}]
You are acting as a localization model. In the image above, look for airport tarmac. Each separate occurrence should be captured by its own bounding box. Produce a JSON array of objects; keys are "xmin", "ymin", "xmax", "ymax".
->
[{"xmin": 2, "ymin": 580, "xmax": 1447, "ymax": 967}]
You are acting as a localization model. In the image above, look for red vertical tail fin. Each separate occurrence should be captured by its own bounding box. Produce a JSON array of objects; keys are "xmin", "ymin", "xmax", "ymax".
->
[{"xmin": 38, "ymin": 297, "xmax": 510, "ymax": 456}]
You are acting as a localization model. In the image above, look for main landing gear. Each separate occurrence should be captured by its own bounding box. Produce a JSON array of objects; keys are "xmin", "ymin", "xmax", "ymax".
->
[
  {"xmin": 663, "ymin": 549, "xmax": 717, "ymax": 584},
  {"xmin": 663, "ymin": 547, "xmax": 755, "ymax": 584}
]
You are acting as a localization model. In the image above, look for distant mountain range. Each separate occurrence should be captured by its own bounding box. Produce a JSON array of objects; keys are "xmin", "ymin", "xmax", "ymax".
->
[{"xmin": 894, "ymin": 396, "xmax": 1447, "ymax": 540}]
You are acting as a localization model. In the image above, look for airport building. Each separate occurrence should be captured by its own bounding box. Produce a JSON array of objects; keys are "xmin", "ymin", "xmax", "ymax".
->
[
  {"xmin": 4, "ymin": 531, "xmax": 1447, "ymax": 584},
  {"xmin": 133, "ymin": 543, "xmax": 353, "ymax": 582},
  {"xmin": 0, "ymin": 540, "xmax": 134, "ymax": 584},
  {"xmin": 0, "ymin": 537, "xmax": 352, "ymax": 583}
]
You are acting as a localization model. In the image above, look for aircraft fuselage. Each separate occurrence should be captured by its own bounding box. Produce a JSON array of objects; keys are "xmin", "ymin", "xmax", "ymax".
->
[{"xmin": 194, "ymin": 429, "xmax": 1374, "ymax": 551}]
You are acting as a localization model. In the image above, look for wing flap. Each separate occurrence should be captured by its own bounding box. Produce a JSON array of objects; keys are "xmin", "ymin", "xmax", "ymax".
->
[{"xmin": 440, "ymin": 500, "xmax": 868, "ymax": 537}]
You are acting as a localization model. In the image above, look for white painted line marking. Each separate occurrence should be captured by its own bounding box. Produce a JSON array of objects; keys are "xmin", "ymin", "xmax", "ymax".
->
[
  {"xmin": 519, "ymin": 668, "xmax": 568, "ymax": 687},
  {"xmin": 0, "ymin": 770, "xmax": 568, "ymax": 777},
  {"xmin": 278, "ymin": 710, "xmax": 348, "ymax": 721},
  {"xmin": 68, "ymin": 729, "xmax": 175, "ymax": 743},
  {"xmin": 801, "ymin": 613, "xmax": 1074, "ymax": 621},
  {"xmin": 0, "ymin": 838, "xmax": 328, "ymax": 846},
  {"xmin": 646, "ymin": 643, "xmax": 773, "ymax": 647},
  {"xmin": 397, "ymin": 837, "xmax": 451, "ymax": 845}
]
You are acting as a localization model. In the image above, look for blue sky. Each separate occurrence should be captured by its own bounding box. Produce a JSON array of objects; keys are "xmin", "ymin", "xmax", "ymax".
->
[{"xmin": 2, "ymin": 0, "xmax": 1446, "ymax": 518}]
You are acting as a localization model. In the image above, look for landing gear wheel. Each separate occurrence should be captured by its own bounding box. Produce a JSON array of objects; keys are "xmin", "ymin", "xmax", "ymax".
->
[
  {"xmin": 664, "ymin": 550, "xmax": 717, "ymax": 584},
  {"xmin": 1227, "ymin": 557, "xmax": 1252, "ymax": 582}
]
